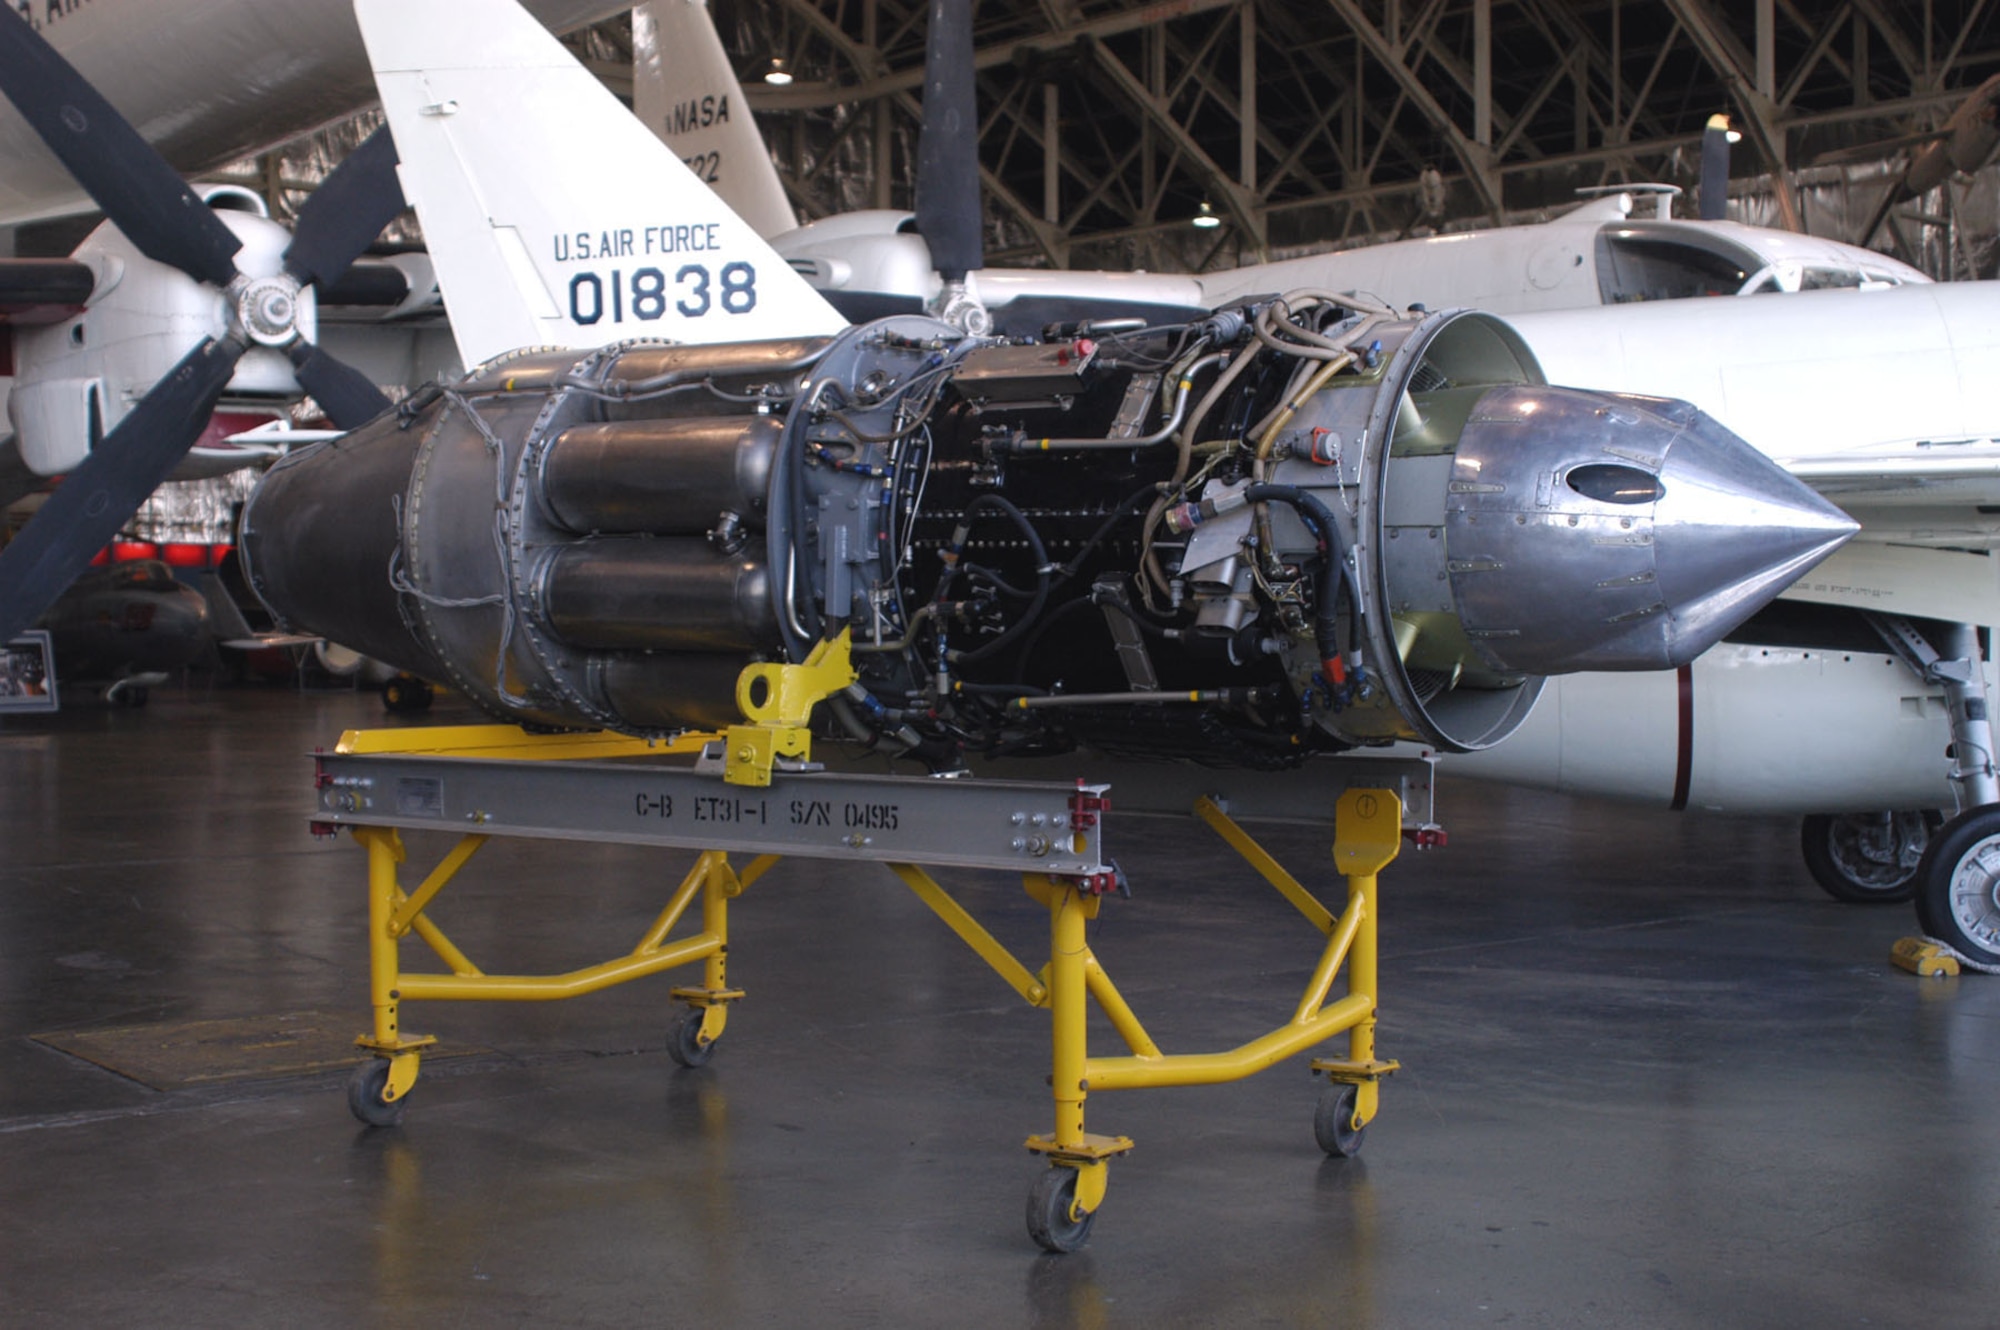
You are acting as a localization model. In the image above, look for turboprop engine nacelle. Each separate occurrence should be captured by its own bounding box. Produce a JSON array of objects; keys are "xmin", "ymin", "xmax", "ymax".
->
[{"xmin": 242, "ymin": 302, "xmax": 1855, "ymax": 764}]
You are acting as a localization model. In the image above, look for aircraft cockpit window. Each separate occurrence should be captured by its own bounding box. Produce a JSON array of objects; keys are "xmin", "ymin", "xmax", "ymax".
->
[
  {"xmin": 1594, "ymin": 225, "xmax": 1763, "ymax": 303},
  {"xmin": 1798, "ymin": 267, "xmax": 1865, "ymax": 291},
  {"xmin": 1737, "ymin": 264, "xmax": 1906, "ymax": 295}
]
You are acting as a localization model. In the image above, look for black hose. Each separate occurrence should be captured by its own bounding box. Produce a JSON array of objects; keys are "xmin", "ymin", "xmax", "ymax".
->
[
  {"xmin": 1006, "ymin": 595, "xmax": 1101, "ymax": 678},
  {"xmin": 1097, "ymin": 593, "xmax": 1179, "ymax": 639},
  {"xmin": 1056, "ymin": 484, "xmax": 1162, "ymax": 582},
  {"xmin": 963, "ymin": 563, "xmax": 1041, "ymax": 599},
  {"xmin": 950, "ymin": 495, "xmax": 1051, "ymax": 664},
  {"xmin": 1242, "ymin": 484, "xmax": 1360, "ymax": 668}
]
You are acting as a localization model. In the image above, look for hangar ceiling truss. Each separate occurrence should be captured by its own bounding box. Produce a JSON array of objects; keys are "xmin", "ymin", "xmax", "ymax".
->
[{"xmin": 698, "ymin": 0, "xmax": 2000, "ymax": 275}]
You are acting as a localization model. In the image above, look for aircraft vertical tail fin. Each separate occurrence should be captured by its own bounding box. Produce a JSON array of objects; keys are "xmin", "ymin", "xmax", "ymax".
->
[
  {"xmin": 354, "ymin": 0, "xmax": 844, "ymax": 371},
  {"xmin": 633, "ymin": 0, "xmax": 798, "ymax": 239}
]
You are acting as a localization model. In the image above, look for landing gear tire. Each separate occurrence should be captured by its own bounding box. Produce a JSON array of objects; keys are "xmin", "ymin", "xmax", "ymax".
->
[
  {"xmin": 113, "ymin": 685, "xmax": 149, "ymax": 708},
  {"xmin": 381, "ymin": 675, "xmax": 434, "ymax": 714},
  {"xmin": 347, "ymin": 1060, "xmax": 407, "ymax": 1128},
  {"xmin": 1026, "ymin": 1167, "xmax": 1097, "ymax": 1254},
  {"xmin": 1800, "ymin": 811, "xmax": 1942, "ymax": 904},
  {"xmin": 666, "ymin": 1009, "xmax": 716, "ymax": 1068},
  {"xmin": 1914, "ymin": 804, "xmax": 2000, "ymax": 966},
  {"xmin": 1313, "ymin": 1082, "xmax": 1366, "ymax": 1158}
]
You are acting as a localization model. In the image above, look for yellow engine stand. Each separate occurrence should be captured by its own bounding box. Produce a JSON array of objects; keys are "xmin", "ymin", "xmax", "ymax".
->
[
  {"xmin": 1017, "ymin": 787, "xmax": 1402, "ymax": 1250},
  {"xmin": 321, "ymin": 700, "xmax": 1412, "ymax": 1251}
]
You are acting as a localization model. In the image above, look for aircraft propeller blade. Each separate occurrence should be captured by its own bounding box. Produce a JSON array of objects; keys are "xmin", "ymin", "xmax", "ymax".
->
[
  {"xmin": 1699, "ymin": 116, "xmax": 1731, "ymax": 221},
  {"xmin": 0, "ymin": 337, "xmax": 244, "ymax": 642},
  {"xmin": 287, "ymin": 342, "xmax": 393, "ymax": 430},
  {"xmin": 0, "ymin": 6, "xmax": 241, "ymax": 289},
  {"xmin": 0, "ymin": 9, "xmax": 395, "ymax": 629},
  {"xmin": 282, "ymin": 125, "xmax": 406, "ymax": 292},
  {"xmin": 913, "ymin": 0, "xmax": 983, "ymax": 282}
]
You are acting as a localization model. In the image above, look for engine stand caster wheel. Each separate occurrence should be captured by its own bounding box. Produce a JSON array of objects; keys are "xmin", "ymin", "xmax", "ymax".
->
[
  {"xmin": 1026, "ymin": 1166, "xmax": 1098, "ymax": 1254},
  {"xmin": 1915, "ymin": 803, "xmax": 2000, "ymax": 965},
  {"xmin": 347, "ymin": 1060, "xmax": 407, "ymax": 1128},
  {"xmin": 1314, "ymin": 1082, "xmax": 1366, "ymax": 1158},
  {"xmin": 1800, "ymin": 811, "xmax": 1940, "ymax": 904},
  {"xmin": 666, "ymin": 1009, "xmax": 717, "ymax": 1068}
]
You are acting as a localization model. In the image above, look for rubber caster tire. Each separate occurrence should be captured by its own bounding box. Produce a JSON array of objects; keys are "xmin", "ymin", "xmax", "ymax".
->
[
  {"xmin": 1026, "ymin": 1167, "xmax": 1097, "ymax": 1254},
  {"xmin": 382, "ymin": 676, "xmax": 434, "ymax": 714},
  {"xmin": 1801, "ymin": 811, "xmax": 1940, "ymax": 904},
  {"xmin": 347, "ymin": 1060, "xmax": 407, "ymax": 1128},
  {"xmin": 1915, "ymin": 804, "xmax": 2000, "ymax": 964},
  {"xmin": 666, "ymin": 1010, "xmax": 716, "ymax": 1068},
  {"xmin": 1314, "ymin": 1082, "xmax": 1366, "ymax": 1158}
]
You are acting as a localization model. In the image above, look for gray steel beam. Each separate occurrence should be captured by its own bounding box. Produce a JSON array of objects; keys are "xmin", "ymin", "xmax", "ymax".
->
[
  {"xmin": 1084, "ymin": 32, "xmax": 1268, "ymax": 251},
  {"xmin": 1322, "ymin": 0, "xmax": 1504, "ymax": 221},
  {"xmin": 751, "ymin": 0, "xmax": 1243, "ymax": 111},
  {"xmin": 1779, "ymin": 2, "xmax": 1858, "ymax": 110},
  {"xmin": 1153, "ymin": 15, "xmax": 1337, "ymax": 197},
  {"xmin": 1848, "ymin": 0, "xmax": 1927, "ymax": 88},
  {"xmin": 1661, "ymin": 0, "xmax": 1804, "ymax": 230}
]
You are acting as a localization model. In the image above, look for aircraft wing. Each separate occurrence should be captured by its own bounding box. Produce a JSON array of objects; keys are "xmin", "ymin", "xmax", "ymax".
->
[{"xmin": 355, "ymin": 0, "xmax": 846, "ymax": 370}]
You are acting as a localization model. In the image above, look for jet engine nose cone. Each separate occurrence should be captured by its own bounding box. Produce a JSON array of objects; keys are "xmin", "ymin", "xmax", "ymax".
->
[
  {"xmin": 1646, "ymin": 405, "xmax": 1859, "ymax": 664},
  {"xmin": 1442, "ymin": 385, "xmax": 1857, "ymax": 675}
]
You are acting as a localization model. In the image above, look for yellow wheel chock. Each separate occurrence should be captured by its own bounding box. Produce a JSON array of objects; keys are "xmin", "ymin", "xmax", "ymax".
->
[{"xmin": 1892, "ymin": 936, "xmax": 1961, "ymax": 978}]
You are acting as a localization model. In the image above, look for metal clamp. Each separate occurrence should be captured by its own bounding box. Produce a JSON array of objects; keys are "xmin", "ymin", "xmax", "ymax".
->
[{"xmin": 724, "ymin": 630, "xmax": 859, "ymax": 787}]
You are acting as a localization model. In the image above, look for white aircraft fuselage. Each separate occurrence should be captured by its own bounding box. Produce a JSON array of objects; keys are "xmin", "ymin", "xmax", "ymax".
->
[{"xmin": 769, "ymin": 196, "xmax": 1930, "ymax": 326}]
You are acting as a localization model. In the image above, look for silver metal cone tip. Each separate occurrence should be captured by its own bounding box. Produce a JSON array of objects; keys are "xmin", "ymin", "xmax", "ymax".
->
[
  {"xmin": 1636, "ymin": 407, "xmax": 1859, "ymax": 667},
  {"xmin": 1444, "ymin": 386, "xmax": 1857, "ymax": 675}
]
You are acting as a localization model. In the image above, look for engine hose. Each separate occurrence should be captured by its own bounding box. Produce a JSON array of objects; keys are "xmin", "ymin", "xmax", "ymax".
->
[
  {"xmin": 939, "ymin": 494, "xmax": 1053, "ymax": 665},
  {"xmin": 1242, "ymin": 483, "xmax": 1362, "ymax": 676}
]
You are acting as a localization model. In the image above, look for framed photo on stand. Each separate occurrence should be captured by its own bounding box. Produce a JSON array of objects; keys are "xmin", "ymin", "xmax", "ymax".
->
[{"xmin": 0, "ymin": 630, "xmax": 58, "ymax": 713}]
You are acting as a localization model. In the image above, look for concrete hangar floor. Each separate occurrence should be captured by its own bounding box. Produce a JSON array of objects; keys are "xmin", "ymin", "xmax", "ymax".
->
[{"xmin": 1, "ymin": 684, "xmax": 1996, "ymax": 1326}]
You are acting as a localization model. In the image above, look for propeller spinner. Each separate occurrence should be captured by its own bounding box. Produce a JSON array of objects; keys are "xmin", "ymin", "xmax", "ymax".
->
[{"xmin": 0, "ymin": 5, "xmax": 406, "ymax": 642}]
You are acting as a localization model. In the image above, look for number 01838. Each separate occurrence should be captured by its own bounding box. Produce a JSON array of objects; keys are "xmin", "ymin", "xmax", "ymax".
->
[{"xmin": 568, "ymin": 262, "xmax": 758, "ymax": 324}]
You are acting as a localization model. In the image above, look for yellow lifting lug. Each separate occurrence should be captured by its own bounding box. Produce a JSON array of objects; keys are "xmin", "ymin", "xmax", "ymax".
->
[
  {"xmin": 723, "ymin": 630, "xmax": 859, "ymax": 787},
  {"xmin": 1892, "ymin": 937, "xmax": 1962, "ymax": 978},
  {"xmin": 1333, "ymin": 788, "xmax": 1402, "ymax": 878}
]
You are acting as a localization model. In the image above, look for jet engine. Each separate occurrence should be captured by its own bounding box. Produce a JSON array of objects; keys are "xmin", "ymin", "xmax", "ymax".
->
[{"xmin": 242, "ymin": 295, "xmax": 1854, "ymax": 767}]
